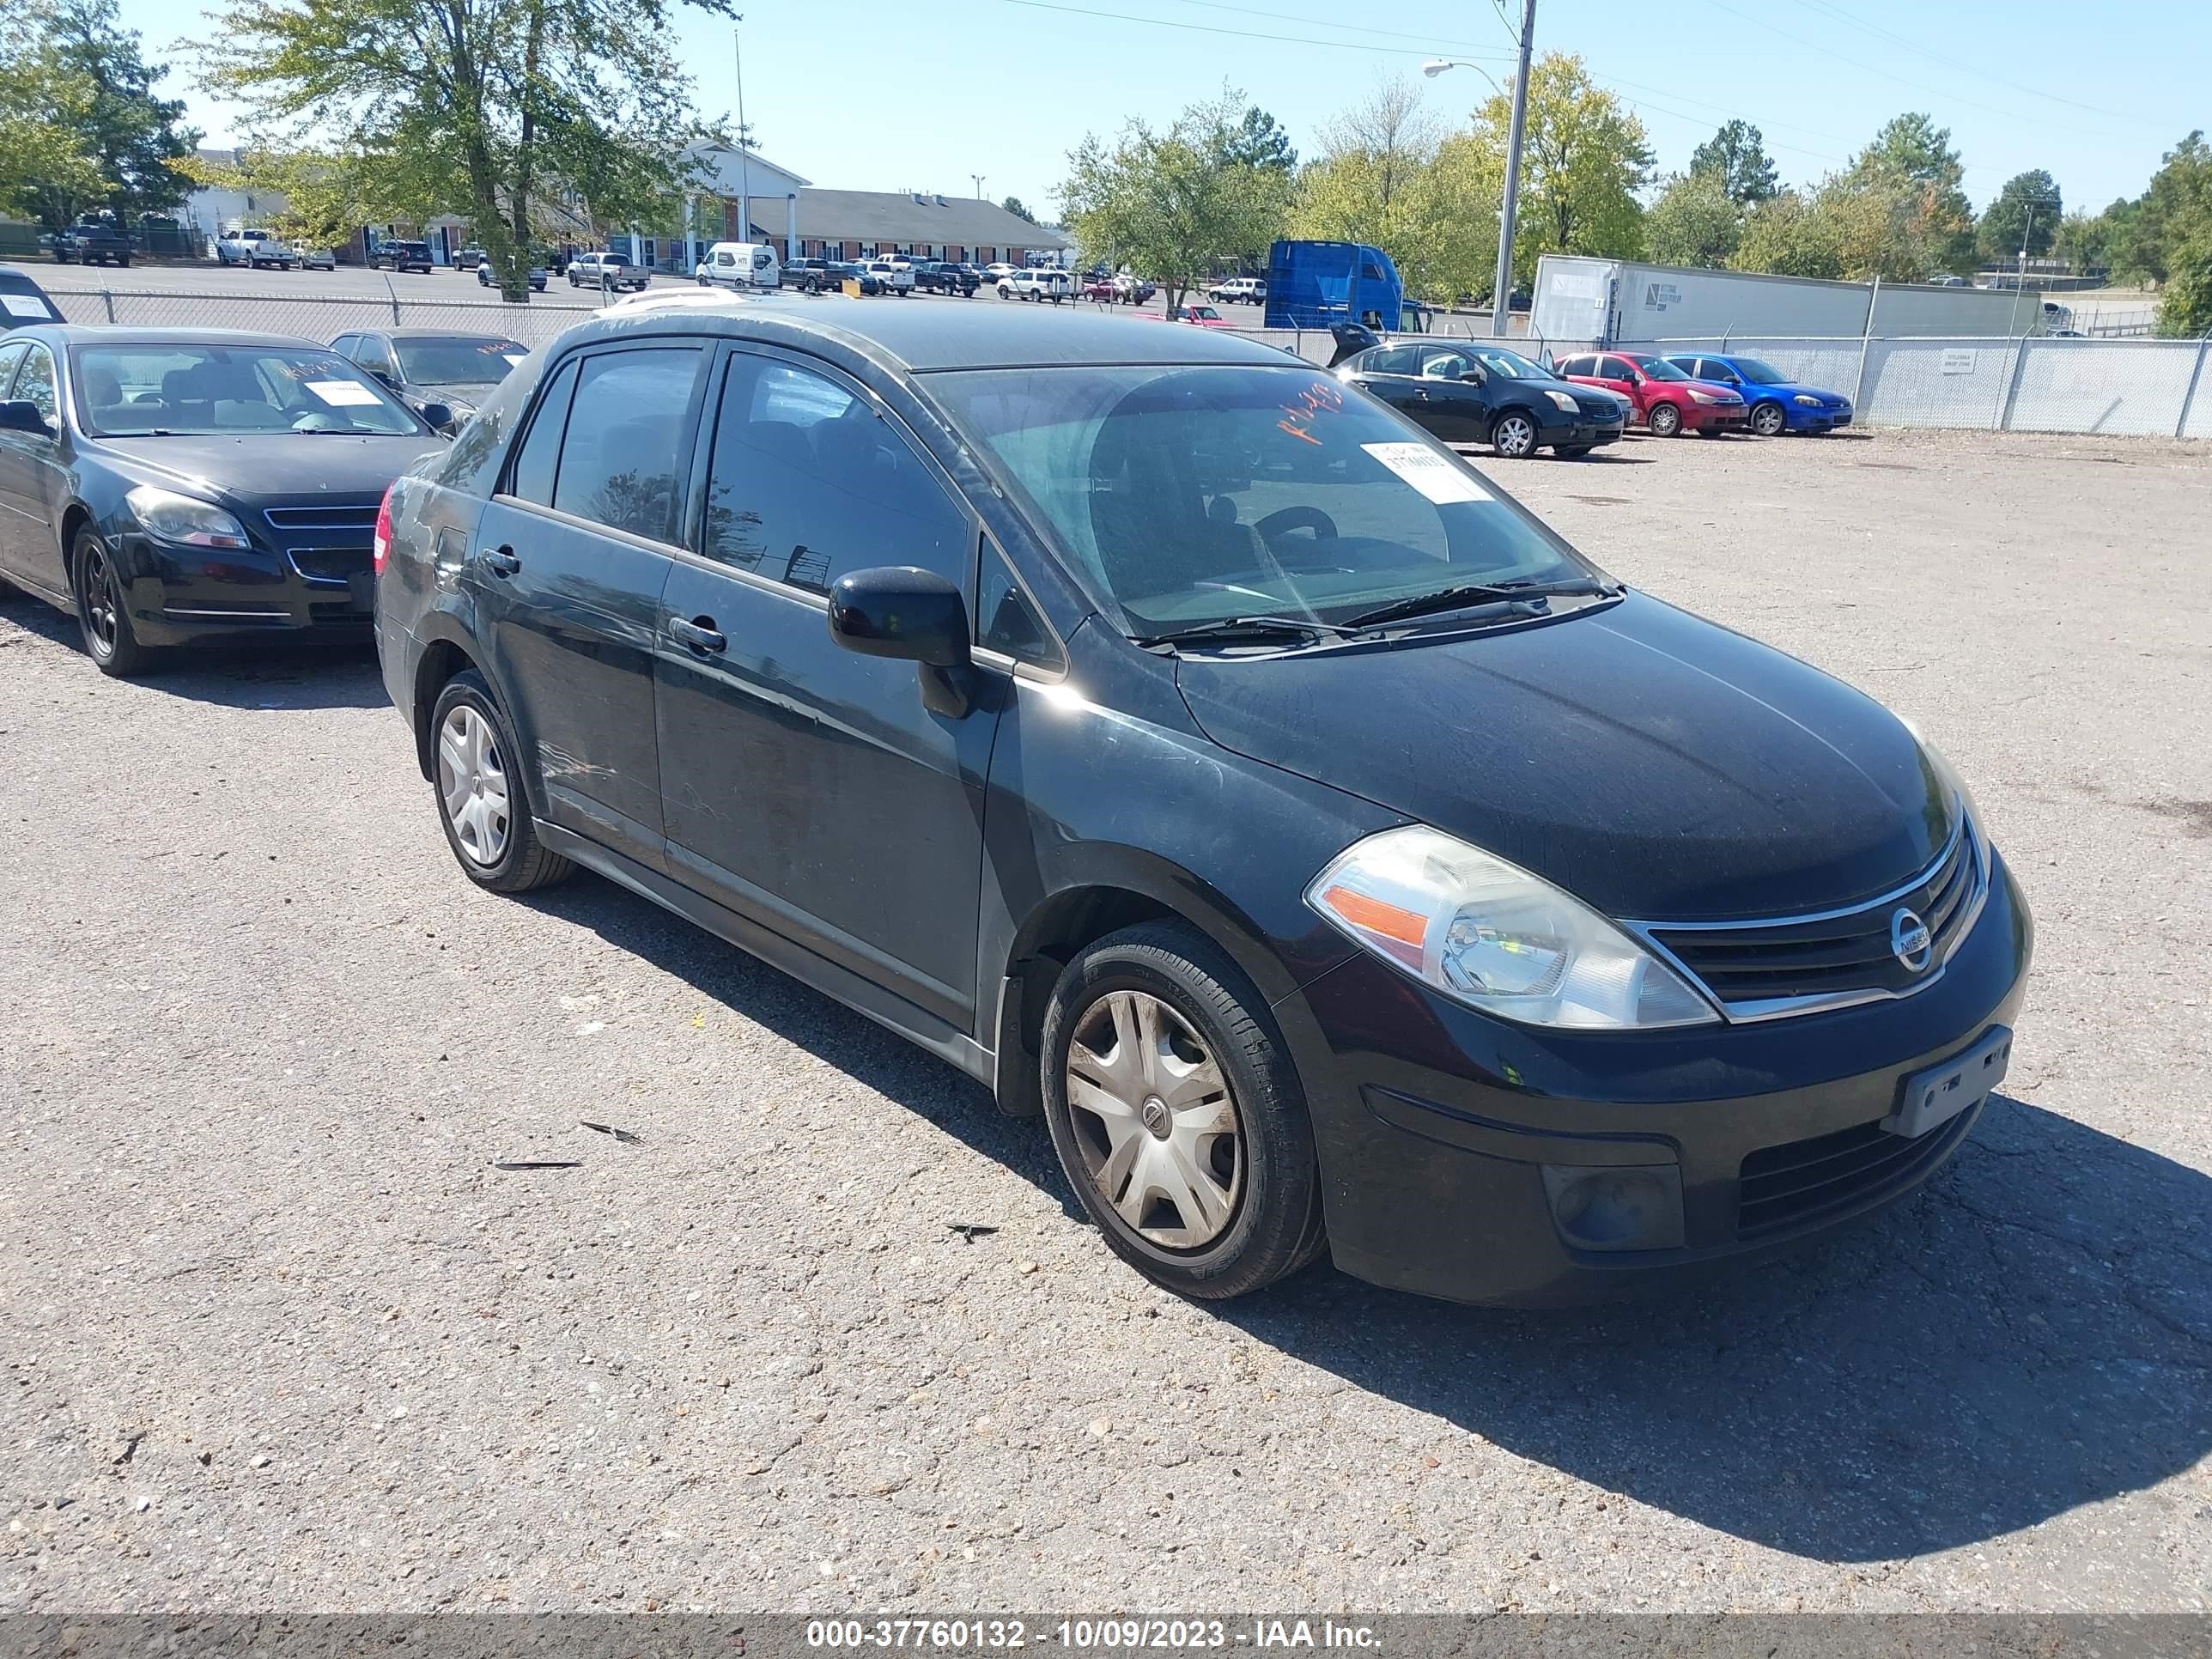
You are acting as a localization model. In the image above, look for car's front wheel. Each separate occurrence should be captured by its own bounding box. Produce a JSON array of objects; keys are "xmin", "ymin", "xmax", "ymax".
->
[
  {"xmin": 1491, "ymin": 410, "xmax": 1540, "ymax": 459},
  {"xmin": 1750, "ymin": 400, "xmax": 1786, "ymax": 437},
  {"xmin": 1648, "ymin": 402, "xmax": 1684, "ymax": 437},
  {"xmin": 428, "ymin": 671, "xmax": 574, "ymax": 894},
  {"xmin": 72, "ymin": 528, "xmax": 155, "ymax": 678},
  {"xmin": 1041, "ymin": 922, "xmax": 1326, "ymax": 1300}
]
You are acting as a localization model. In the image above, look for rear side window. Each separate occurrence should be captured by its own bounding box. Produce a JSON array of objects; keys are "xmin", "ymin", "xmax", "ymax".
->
[
  {"xmin": 1363, "ymin": 344, "xmax": 1419, "ymax": 375},
  {"xmin": 699, "ymin": 353, "xmax": 969, "ymax": 596},
  {"xmin": 13, "ymin": 343, "xmax": 57, "ymax": 422},
  {"xmin": 549, "ymin": 347, "xmax": 704, "ymax": 543},
  {"xmin": 507, "ymin": 358, "xmax": 579, "ymax": 506},
  {"xmin": 0, "ymin": 342, "xmax": 27, "ymax": 395}
]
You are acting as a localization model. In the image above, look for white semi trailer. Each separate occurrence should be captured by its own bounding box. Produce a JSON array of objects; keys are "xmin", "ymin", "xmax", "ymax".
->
[{"xmin": 1532, "ymin": 255, "xmax": 2053, "ymax": 348}]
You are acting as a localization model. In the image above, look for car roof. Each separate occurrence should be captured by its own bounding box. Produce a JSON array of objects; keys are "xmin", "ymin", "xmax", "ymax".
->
[
  {"xmin": 576, "ymin": 291, "xmax": 1288, "ymax": 372},
  {"xmin": 378, "ymin": 327, "xmax": 526, "ymax": 341}
]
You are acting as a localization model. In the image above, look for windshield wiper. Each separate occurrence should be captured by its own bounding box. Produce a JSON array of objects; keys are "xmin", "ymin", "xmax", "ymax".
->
[
  {"xmin": 1131, "ymin": 614, "xmax": 1360, "ymax": 649},
  {"xmin": 1343, "ymin": 579, "xmax": 1614, "ymax": 631}
]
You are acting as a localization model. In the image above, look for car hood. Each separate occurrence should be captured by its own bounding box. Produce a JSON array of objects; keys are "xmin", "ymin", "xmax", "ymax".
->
[
  {"xmin": 96, "ymin": 433, "xmax": 443, "ymax": 505},
  {"xmin": 1171, "ymin": 591, "xmax": 1952, "ymax": 921},
  {"xmin": 1762, "ymin": 380, "xmax": 1848, "ymax": 404}
]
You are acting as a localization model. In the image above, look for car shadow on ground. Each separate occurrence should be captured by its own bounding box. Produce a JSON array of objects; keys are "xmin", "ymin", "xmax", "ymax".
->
[
  {"xmin": 0, "ymin": 590, "xmax": 390, "ymax": 711},
  {"xmin": 528, "ymin": 868, "xmax": 2212, "ymax": 1565}
]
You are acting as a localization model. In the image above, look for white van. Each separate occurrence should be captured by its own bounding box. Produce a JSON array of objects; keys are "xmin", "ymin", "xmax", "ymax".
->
[{"xmin": 696, "ymin": 240, "xmax": 781, "ymax": 290}]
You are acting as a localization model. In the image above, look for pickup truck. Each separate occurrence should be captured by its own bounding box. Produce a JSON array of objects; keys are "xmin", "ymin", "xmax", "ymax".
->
[
  {"xmin": 781, "ymin": 258, "xmax": 842, "ymax": 293},
  {"xmin": 913, "ymin": 261, "xmax": 979, "ymax": 296},
  {"xmin": 52, "ymin": 222, "xmax": 132, "ymax": 267},
  {"xmin": 863, "ymin": 258, "xmax": 915, "ymax": 296},
  {"xmin": 371, "ymin": 239, "xmax": 434, "ymax": 273},
  {"xmin": 568, "ymin": 250, "xmax": 649, "ymax": 292},
  {"xmin": 215, "ymin": 227, "xmax": 289, "ymax": 269}
]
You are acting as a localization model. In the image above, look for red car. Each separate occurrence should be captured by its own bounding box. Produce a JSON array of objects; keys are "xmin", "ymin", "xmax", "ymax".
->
[
  {"xmin": 1553, "ymin": 349, "xmax": 1748, "ymax": 437},
  {"xmin": 1156, "ymin": 302, "xmax": 1237, "ymax": 329}
]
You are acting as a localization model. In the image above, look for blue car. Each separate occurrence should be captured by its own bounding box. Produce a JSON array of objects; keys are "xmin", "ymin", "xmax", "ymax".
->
[{"xmin": 1661, "ymin": 352, "xmax": 1853, "ymax": 436}]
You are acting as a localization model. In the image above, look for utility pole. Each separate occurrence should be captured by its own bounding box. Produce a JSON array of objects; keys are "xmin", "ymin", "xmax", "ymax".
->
[
  {"xmin": 733, "ymin": 18, "xmax": 751, "ymax": 247},
  {"xmin": 1491, "ymin": 0, "xmax": 1537, "ymax": 337},
  {"xmin": 972, "ymin": 174, "xmax": 987, "ymax": 200}
]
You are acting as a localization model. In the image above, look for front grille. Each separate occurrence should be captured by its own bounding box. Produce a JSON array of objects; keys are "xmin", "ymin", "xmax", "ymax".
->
[
  {"xmin": 264, "ymin": 505, "xmax": 380, "ymax": 532},
  {"xmin": 1647, "ymin": 823, "xmax": 1982, "ymax": 1012},
  {"xmin": 1736, "ymin": 1109, "xmax": 1974, "ymax": 1239},
  {"xmin": 288, "ymin": 546, "xmax": 372, "ymax": 582}
]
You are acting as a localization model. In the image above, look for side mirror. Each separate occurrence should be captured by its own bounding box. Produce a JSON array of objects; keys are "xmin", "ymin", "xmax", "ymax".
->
[
  {"xmin": 829, "ymin": 566, "xmax": 975, "ymax": 717},
  {"xmin": 418, "ymin": 402, "xmax": 456, "ymax": 434},
  {"xmin": 0, "ymin": 399, "xmax": 52, "ymax": 436},
  {"xmin": 1461, "ymin": 368, "xmax": 1486, "ymax": 385}
]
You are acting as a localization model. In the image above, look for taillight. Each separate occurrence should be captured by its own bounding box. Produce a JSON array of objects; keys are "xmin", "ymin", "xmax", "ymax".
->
[{"xmin": 372, "ymin": 483, "xmax": 394, "ymax": 576}]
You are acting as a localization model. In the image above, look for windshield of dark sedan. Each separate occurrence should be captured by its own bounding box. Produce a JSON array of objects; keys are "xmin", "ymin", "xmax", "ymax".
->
[
  {"xmin": 1634, "ymin": 357, "xmax": 1692, "ymax": 382},
  {"xmin": 1468, "ymin": 348, "xmax": 1553, "ymax": 380},
  {"xmin": 933, "ymin": 364, "xmax": 1597, "ymax": 632},
  {"xmin": 1730, "ymin": 358, "xmax": 1790, "ymax": 385},
  {"xmin": 393, "ymin": 337, "xmax": 528, "ymax": 386},
  {"xmin": 72, "ymin": 343, "xmax": 422, "ymax": 436}
]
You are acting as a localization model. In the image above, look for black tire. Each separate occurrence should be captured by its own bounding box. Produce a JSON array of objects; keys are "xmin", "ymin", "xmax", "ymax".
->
[
  {"xmin": 1491, "ymin": 409, "xmax": 1540, "ymax": 459},
  {"xmin": 426, "ymin": 670, "xmax": 575, "ymax": 895},
  {"xmin": 1555, "ymin": 444, "xmax": 1594, "ymax": 459},
  {"xmin": 1041, "ymin": 921, "xmax": 1327, "ymax": 1300},
  {"xmin": 1649, "ymin": 402, "xmax": 1684, "ymax": 437},
  {"xmin": 71, "ymin": 527, "xmax": 156, "ymax": 678},
  {"xmin": 116, "ymin": 254, "xmax": 131, "ymax": 267},
  {"xmin": 1749, "ymin": 400, "xmax": 1786, "ymax": 437}
]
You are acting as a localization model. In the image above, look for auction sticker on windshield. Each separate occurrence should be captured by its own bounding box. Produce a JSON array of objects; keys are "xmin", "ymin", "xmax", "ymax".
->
[
  {"xmin": 1362, "ymin": 442, "xmax": 1490, "ymax": 504},
  {"xmin": 305, "ymin": 380, "xmax": 383, "ymax": 406},
  {"xmin": 3, "ymin": 295, "xmax": 53, "ymax": 319}
]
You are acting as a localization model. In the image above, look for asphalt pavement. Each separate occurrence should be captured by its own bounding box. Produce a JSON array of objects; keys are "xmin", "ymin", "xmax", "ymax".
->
[{"xmin": 0, "ymin": 423, "xmax": 2207, "ymax": 1613}]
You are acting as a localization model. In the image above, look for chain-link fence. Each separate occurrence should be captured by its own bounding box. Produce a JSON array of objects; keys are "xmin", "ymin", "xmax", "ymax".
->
[
  {"xmin": 1573, "ymin": 333, "xmax": 2212, "ymax": 440},
  {"xmin": 46, "ymin": 284, "xmax": 605, "ymax": 353}
]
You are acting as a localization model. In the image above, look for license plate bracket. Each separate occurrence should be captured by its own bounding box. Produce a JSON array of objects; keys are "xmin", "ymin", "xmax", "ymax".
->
[{"xmin": 1885, "ymin": 1025, "xmax": 2011, "ymax": 1138}]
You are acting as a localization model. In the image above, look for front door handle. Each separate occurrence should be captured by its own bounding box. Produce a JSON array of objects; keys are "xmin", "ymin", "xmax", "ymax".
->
[
  {"xmin": 481, "ymin": 544, "xmax": 521, "ymax": 576},
  {"xmin": 1413, "ymin": 388, "xmax": 1431, "ymax": 400},
  {"xmin": 668, "ymin": 615, "xmax": 726, "ymax": 653}
]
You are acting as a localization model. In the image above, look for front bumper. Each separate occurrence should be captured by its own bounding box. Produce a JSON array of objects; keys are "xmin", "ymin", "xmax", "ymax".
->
[
  {"xmin": 117, "ymin": 530, "xmax": 376, "ymax": 646},
  {"xmin": 1787, "ymin": 403, "xmax": 1853, "ymax": 432},
  {"xmin": 1275, "ymin": 850, "xmax": 2033, "ymax": 1306},
  {"xmin": 1681, "ymin": 404, "xmax": 1750, "ymax": 431},
  {"xmin": 1540, "ymin": 412, "xmax": 1626, "ymax": 449}
]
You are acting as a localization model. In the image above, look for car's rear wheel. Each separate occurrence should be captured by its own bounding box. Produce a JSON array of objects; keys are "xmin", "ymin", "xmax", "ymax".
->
[
  {"xmin": 1750, "ymin": 400, "xmax": 1786, "ymax": 437},
  {"xmin": 72, "ymin": 528, "xmax": 155, "ymax": 678},
  {"xmin": 1556, "ymin": 444, "xmax": 1594, "ymax": 459},
  {"xmin": 1649, "ymin": 402, "xmax": 1683, "ymax": 437},
  {"xmin": 428, "ymin": 672, "xmax": 574, "ymax": 894},
  {"xmin": 1491, "ymin": 410, "xmax": 1540, "ymax": 459},
  {"xmin": 1041, "ymin": 922, "xmax": 1326, "ymax": 1300}
]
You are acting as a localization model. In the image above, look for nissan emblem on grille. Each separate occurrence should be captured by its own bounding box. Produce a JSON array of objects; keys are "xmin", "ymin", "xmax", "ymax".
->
[{"xmin": 1891, "ymin": 907, "xmax": 1934, "ymax": 973}]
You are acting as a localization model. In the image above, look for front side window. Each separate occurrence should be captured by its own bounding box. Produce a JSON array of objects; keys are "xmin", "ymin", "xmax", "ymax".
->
[
  {"xmin": 1628, "ymin": 356, "xmax": 1692, "ymax": 382},
  {"xmin": 700, "ymin": 354, "xmax": 969, "ymax": 596},
  {"xmin": 355, "ymin": 337, "xmax": 398, "ymax": 380},
  {"xmin": 550, "ymin": 347, "xmax": 704, "ymax": 544},
  {"xmin": 1467, "ymin": 347, "xmax": 1552, "ymax": 380},
  {"xmin": 70, "ymin": 343, "xmax": 420, "ymax": 436},
  {"xmin": 933, "ymin": 364, "xmax": 1596, "ymax": 635},
  {"xmin": 12, "ymin": 343, "xmax": 57, "ymax": 422},
  {"xmin": 392, "ymin": 337, "xmax": 527, "ymax": 387}
]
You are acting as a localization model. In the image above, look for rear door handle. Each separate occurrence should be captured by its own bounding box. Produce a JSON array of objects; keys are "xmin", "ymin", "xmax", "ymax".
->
[
  {"xmin": 669, "ymin": 616, "xmax": 726, "ymax": 653},
  {"xmin": 481, "ymin": 544, "xmax": 521, "ymax": 576}
]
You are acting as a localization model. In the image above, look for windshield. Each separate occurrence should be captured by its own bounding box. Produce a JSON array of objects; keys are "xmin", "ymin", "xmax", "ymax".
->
[
  {"xmin": 393, "ymin": 337, "xmax": 528, "ymax": 386},
  {"xmin": 933, "ymin": 364, "xmax": 1598, "ymax": 634},
  {"xmin": 1187, "ymin": 306, "xmax": 1221, "ymax": 320},
  {"xmin": 1731, "ymin": 358, "xmax": 1789, "ymax": 385},
  {"xmin": 1632, "ymin": 357, "xmax": 1692, "ymax": 382},
  {"xmin": 73, "ymin": 343, "xmax": 422, "ymax": 437}
]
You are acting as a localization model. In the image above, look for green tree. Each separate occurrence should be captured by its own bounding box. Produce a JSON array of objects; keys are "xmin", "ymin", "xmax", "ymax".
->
[
  {"xmin": 1844, "ymin": 112, "xmax": 1975, "ymax": 272},
  {"xmin": 1060, "ymin": 87, "xmax": 1292, "ymax": 311},
  {"xmin": 1466, "ymin": 54, "xmax": 1652, "ymax": 289},
  {"xmin": 1000, "ymin": 195, "xmax": 1037, "ymax": 224},
  {"xmin": 2052, "ymin": 204, "xmax": 2120, "ymax": 274},
  {"xmin": 0, "ymin": 8, "xmax": 109, "ymax": 224},
  {"xmin": 2154, "ymin": 230, "xmax": 2212, "ymax": 336},
  {"xmin": 0, "ymin": 0, "xmax": 196, "ymax": 228},
  {"xmin": 1644, "ymin": 170, "xmax": 1742, "ymax": 269},
  {"xmin": 1688, "ymin": 118, "xmax": 1778, "ymax": 206},
  {"xmin": 1730, "ymin": 189, "xmax": 1841, "ymax": 278},
  {"xmin": 1222, "ymin": 106, "xmax": 1297, "ymax": 175},
  {"xmin": 1289, "ymin": 74, "xmax": 1446, "ymax": 289},
  {"xmin": 191, "ymin": 0, "xmax": 730, "ymax": 301},
  {"xmin": 172, "ymin": 146, "xmax": 399, "ymax": 252},
  {"xmin": 2114, "ymin": 132, "xmax": 2211, "ymax": 288},
  {"xmin": 1978, "ymin": 169, "xmax": 2062, "ymax": 264}
]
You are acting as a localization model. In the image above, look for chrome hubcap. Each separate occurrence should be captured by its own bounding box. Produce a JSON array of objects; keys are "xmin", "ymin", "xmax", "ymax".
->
[
  {"xmin": 1499, "ymin": 418, "xmax": 1534, "ymax": 454},
  {"xmin": 1754, "ymin": 405, "xmax": 1783, "ymax": 434},
  {"xmin": 1065, "ymin": 990, "xmax": 1242, "ymax": 1249},
  {"xmin": 437, "ymin": 704, "xmax": 511, "ymax": 866}
]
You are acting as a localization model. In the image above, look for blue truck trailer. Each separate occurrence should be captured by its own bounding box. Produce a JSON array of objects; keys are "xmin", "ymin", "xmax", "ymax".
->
[{"xmin": 1263, "ymin": 240, "xmax": 1413, "ymax": 331}]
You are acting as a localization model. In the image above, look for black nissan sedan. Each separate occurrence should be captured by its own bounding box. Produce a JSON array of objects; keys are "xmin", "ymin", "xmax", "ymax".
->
[
  {"xmin": 374, "ymin": 299, "xmax": 2032, "ymax": 1306},
  {"xmin": 0, "ymin": 326, "xmax": 448, "ymax": 675},
  {"xmin": 1336, "ymin": 339, "xmax": 1626, "ymax": 459}
]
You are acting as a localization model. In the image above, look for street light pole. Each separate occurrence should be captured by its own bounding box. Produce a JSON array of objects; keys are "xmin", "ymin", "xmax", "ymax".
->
[
  {"xmin": 1492, "ymin": 0, "xmax": 1537, "ymax": 337},
  {"xmin": 972, "ymin": 174, "xmax": 987, "ymax": 200}
]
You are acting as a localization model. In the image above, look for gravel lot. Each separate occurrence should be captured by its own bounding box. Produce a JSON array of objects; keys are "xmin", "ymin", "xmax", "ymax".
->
[{"xmin": 1, "ymin": 423, "xmax": 2207, "ymax": 1614}]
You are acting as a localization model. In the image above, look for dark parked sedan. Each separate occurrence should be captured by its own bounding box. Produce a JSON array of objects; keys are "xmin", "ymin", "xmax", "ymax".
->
[
  {"xmin": 330, "ymin": 329, "xmax": 529, "ymax": 430},
  {"xmin": 0, "ymin": 326, "xmax": 447, "ymax": 676},
  {"xmin": 1337, "ymin": 339, "xmax": 1625, "ymax": 458},
  {"xmin": 374, "ymin": 302, "xmax": 2031, "ymax": 1306}
]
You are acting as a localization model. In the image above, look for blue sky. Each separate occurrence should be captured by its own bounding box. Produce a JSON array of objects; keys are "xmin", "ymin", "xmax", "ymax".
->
[{"xmin": 117, "ymin": 0, "xmax": 2205, "ymax": 222}]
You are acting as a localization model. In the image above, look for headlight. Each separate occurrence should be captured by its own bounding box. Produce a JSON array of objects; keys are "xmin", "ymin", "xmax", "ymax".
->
[
  {"xmin": 1543, "ymin": 387, "xmax": 1578, "ymax": 410},
  {"xmin": 1306, "ymin": 826, "xmax": 1719, "ymax": 1030},
  {"xmin": 125, "ymin": 485, "xmax": 250, "ymax": 549},
  {"xmin": 1687, "ymin": 389, "xmax": 1720, "ymax": 404},
  {"xmin": 1793, "ymin": 393, "xmax": 1820, "ymax": 407}
]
